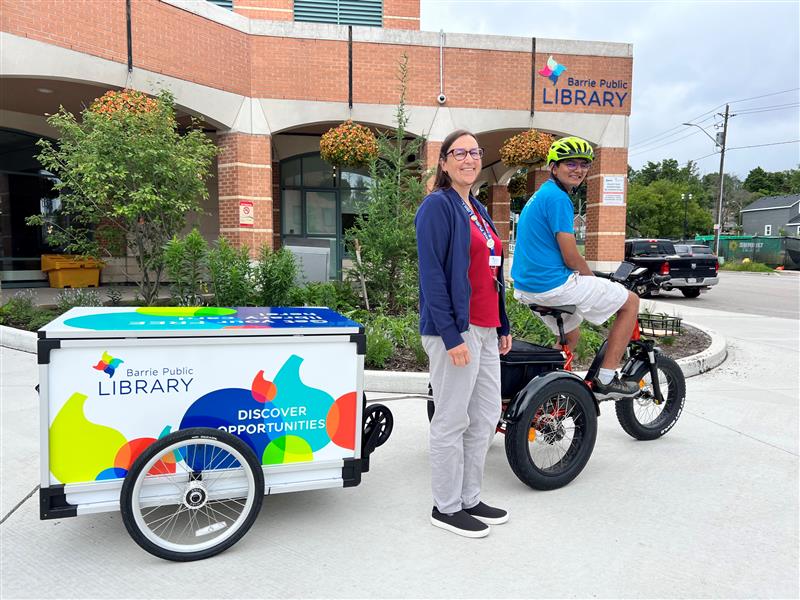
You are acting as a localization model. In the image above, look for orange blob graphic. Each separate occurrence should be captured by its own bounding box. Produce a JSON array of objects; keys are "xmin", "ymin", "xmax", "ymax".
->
[
  {"xmin": 251, "ymin": 370, "xmax": 277, "ymax": 403},
  {"xmin": 114, "ymin": 437, "xmax": 175, "ymax": 475},
  {"xmin": 326, "ymin": 392, "xmax": 357, "ymax": 450}
]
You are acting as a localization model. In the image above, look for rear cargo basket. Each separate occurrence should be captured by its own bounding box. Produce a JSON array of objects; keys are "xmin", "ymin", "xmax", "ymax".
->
[{"xmin": 500, "ymin": 339, "xmax": 565, "ymax": 400}]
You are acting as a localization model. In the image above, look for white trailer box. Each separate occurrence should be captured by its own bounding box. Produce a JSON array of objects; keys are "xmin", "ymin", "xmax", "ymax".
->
[{"xmin": 37, "ymin": 306, "xmax": 373, "ymax": 523}]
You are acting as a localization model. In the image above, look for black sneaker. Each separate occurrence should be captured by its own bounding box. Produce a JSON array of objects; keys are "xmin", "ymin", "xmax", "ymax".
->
[
  {"xmin": 430, "ymin": 507, "xmax": 490, "ymax": 538},
  {"xmin": 592, "ymin": 374, "xmax": 640, "ymax": 398},
  {"xmin": 464, "ymin": 501, "xmax": 509, "ymax": 525}
]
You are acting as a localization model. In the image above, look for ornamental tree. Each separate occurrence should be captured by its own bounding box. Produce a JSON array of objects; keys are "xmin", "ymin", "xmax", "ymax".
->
[{"xmin": 29, "ymin": 89, "xmax": 217, "ymax": 305}]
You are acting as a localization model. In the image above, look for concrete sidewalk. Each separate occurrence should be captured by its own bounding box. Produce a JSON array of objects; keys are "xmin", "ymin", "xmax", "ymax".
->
[{"xmin": 1, "ymin": 305, "xmax": 798, "ymax": 599}]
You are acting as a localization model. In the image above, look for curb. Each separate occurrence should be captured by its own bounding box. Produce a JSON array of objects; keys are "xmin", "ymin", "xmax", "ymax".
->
[
  {"xmin": 0, "ymin": 325, "xmax": 36, "ymax": 354},
  {"xmin": 1, "ymin": 321, "xmax": 728, "ymax": 393}
]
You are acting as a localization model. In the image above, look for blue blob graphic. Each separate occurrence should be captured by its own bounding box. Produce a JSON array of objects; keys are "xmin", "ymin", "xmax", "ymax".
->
[{"xmin": 96, "ymin": 467, "xmax": 128, "ymax": 480}]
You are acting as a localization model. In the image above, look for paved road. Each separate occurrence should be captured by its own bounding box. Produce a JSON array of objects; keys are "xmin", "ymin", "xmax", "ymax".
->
[
  {"xmin": 652, "ymin": 269, "xmax": 799, "ymax": 319},
  {"xmin": 1, "ymin": 302, "xmax": 797, "ymax": 598}
]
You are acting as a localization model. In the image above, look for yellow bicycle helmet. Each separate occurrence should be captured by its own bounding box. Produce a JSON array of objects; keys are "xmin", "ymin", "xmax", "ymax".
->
[{"xmin": 546, "ymin": 136, "xmax": 595, "ymax": 166}]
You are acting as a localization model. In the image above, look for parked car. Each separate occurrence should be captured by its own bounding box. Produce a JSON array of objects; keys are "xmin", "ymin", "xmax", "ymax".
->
[
  {"xmin": 624, "ymin": 239, "xmax": 719, "ymax": 298},
  {"xmin": 674, "ymin": 243, "xmax": 716, "ymax": 258}
]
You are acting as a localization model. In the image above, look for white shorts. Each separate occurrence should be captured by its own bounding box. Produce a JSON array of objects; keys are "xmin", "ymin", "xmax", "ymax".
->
[{"xmin": 513, "ymin": 273, "xmax": 629, "ymax": 335}]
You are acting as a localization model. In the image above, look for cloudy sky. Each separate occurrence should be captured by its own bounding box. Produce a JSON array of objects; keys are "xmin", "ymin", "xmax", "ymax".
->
[{"xmin": 420, "ymin": 0, "xmax": 800, "ymax": 179}]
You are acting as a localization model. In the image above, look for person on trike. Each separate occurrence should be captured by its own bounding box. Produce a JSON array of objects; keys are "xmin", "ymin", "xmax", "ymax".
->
[{"xmin": 511, "ymin": 136, "xmax": 640, "ymax": 397}]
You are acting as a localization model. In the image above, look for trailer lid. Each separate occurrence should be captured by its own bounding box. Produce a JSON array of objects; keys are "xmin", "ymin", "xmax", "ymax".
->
[{"xmin": 38, "ymin": 306, "xmax": 363, "ymax": 339}]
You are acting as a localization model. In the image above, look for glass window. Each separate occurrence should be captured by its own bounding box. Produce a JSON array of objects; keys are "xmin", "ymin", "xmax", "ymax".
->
[
  {"xmin": 765, "ymin": 224, "xmax": 772, "ymax": 236},
  {"xmin": 340, "ymin": 168, "xmax": 371, "ymax": 191},
  {"xmin": 306, "ymin": 191, "xmax": 336, "ymax": 235},
  {"xmin": 281, "ymin": 157, "xmax": 302, "ymax": 187},
  {"xmin": 302, "ymin": 155, "xmax": 335, "ymax": 188},
  {"xmin": 282, "ymin": 189, "xmax": 302, "ymax": 236}
]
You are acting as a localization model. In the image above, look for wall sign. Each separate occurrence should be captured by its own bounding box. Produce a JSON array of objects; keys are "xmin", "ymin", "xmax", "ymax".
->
[
  {"xmin": 239, "ymin": 200, "xmax": 254, "ymax": 227},
  {"xmin": 538, "ymin": 55, "xmax": 630, "ymax": 108}
]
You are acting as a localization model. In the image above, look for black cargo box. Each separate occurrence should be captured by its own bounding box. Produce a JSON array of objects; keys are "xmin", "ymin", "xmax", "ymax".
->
[{"xmin": 500, "ymin": 339, "xmax": 565, "ymax": 399}]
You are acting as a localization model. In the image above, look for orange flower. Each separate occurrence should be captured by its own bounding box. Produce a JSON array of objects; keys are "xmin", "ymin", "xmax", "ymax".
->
[
  {"xmin": 320, "ymin": 120, "xmax": 378, "ymax": 167},
  {"xmin": 499, "ymin": 129, "xmax": 555, "ymax": 167}
]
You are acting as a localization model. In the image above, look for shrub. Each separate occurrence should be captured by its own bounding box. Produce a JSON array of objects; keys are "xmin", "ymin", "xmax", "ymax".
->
[
  {"xmin": 359, "ymin": 311, "xmax": 426, "ymax": 369},
  {"xmin": 207, "ymin": 238, "xmax": 252, "ymax": 307},
  {"xmin": 252, "ymin": 246, "xmax": 298, "ymax": 307},
  {"xmin": 29, "ymin": 89, "xmax": 217, "ymax": 305},
  {"xmin": 287, "ymin": 281, "xmax": 360, "ymax": 311},
  {"xmin": 0, "ymin": 290, "xmax": 56, "ymax": 331},
  {"xmin": 163, "ymin": 228, "xmax": 208, "ymax": 306},
  {"xmin": 55, "ymin": 289, "xmax": 103, "ymax": 313}
]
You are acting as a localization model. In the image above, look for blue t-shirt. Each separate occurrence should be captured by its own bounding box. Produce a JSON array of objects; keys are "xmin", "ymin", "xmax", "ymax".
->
[{"xmin": 511, "ymin": 178, "xmax": 575, "ymax": 293}]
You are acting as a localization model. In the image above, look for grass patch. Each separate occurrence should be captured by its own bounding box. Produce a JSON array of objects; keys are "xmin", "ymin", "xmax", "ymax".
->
[{"xmin": 720, "ymin": 260, "xmax": 774, "ymax": 273}]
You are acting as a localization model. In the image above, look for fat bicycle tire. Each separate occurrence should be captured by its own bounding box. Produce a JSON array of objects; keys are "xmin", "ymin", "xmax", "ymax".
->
[
  {"xmin": 505, "ymin": 378, "xmax": 597, "ymax": 490},
  {"xmin": 615, "ymin": 354, "xmax": 686, "ymax": 440},
  {"xmin": 120, "ymin": 427, "xmax": 264, "ymax": 562}
]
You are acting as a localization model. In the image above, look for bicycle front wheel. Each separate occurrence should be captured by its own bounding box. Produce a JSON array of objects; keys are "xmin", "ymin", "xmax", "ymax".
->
[{"xmin": 120, "ymin": 428, "xmax": 264, "ymax": 562}]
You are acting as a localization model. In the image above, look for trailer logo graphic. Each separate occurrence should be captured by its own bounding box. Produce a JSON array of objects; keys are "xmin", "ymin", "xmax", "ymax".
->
[
  {"xmin": 93, "ymin": 351, "xmax": 124, "ymax": 377},
  {"xmin": 539, "ymin": 55, "xmax": 566, "ymax": 85}
]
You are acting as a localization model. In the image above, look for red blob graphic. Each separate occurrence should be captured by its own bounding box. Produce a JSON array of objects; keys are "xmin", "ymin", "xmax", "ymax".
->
[
  {"xmin": 251, "ymin": 370, "xmax": 278, "ymax": 403},
  {"xmin": 114, "ymin": 437, "xmax": 176, "ymax": 475},
  {"xmin": 326, "ymin": 392, "xmax": 357, "ymax": 450}
]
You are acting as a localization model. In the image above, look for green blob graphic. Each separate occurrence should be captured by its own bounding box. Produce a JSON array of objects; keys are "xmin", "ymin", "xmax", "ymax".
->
[
  {"xmin": 136, "ymin": 307, "xmax": 236, "ymax": 317},
  {"xmin": 50, "ymin": 392, "xmax": 127, "ymax": 484},
  {"xmin": 262, "ymin": 435, "xmax": 313, "ymax": 464}
]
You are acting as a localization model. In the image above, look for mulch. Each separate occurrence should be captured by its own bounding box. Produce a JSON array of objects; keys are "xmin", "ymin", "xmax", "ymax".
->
[{"xmin": 375, "ymin": 323, "xmax": 712, "ymax": 373}]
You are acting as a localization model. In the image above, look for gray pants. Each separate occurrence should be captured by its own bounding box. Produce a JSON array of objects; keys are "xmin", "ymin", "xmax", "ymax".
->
[{"xmin": 422, "ymin": 325, "xmax": 502, "ymax": 514}]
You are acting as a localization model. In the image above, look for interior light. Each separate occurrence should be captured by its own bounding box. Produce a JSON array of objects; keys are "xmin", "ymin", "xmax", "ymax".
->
[{"xmin": 37, "ymin": 87, "xmax": 54, "ymax": 94}]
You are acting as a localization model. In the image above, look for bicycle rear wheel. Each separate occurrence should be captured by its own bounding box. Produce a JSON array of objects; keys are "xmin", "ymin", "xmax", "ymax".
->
[
  {"xmin": 120, "ymin": 428, "xmax": 264, "ymax": 561},
  {"xmin": 505, "ymin": 379, "xmax": 597, "ymax": 490}
]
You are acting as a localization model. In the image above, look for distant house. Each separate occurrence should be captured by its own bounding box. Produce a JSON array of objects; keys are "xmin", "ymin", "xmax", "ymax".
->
[{"xmin": 740, "ymin": 194, "xmax": 800, "ymax": 236}]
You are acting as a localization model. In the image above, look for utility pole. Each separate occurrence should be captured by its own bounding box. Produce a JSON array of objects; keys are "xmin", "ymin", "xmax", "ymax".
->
[{"xmin": 713, "ymin": 104, "xmax": 730, "ymax": 256}]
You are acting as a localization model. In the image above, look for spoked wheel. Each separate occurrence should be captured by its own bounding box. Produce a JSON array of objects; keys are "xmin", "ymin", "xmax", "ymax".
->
[
  {"xmin": 120, "ymin": 428, "xmax": 264, "ymax": 562},
  {"xmin": 364, "ymin": 404, "xmax": 393, "ymax": 447},
  {"xmin": 616, "ymin": 354, "xmax": 686, "ymax": 440},
  {"xmin": 505, "ymin": 379, "xmax": 597, "ymax": 490}
]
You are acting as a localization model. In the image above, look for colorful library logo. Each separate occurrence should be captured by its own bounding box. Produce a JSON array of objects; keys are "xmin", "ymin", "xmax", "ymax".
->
[
  {"xmin": 93, "ymin": 351, "xmax": 124, "ymax": 378},
  {"xmin": 539, "ymin": 55, "xmax": 566, "ymax": 85}
]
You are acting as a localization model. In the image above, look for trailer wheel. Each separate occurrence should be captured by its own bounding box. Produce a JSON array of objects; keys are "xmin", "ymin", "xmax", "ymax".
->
[
  {"xmin": 364, "ymin": 404, "xmax": 393, "ymax": 447},
  {"xmin": 120, "ymin": 428, "xmax": 264, "ymax": 562}
]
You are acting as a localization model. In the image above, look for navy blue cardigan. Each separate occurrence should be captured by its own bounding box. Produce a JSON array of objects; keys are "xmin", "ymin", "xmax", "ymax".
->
[{"xmin": 415, "ymin": 186, "xmax": 511, "ymax": 350}]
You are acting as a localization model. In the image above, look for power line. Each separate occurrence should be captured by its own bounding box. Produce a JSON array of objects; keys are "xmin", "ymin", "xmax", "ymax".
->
[
  {"xmin": 726, "ymin": 140, "xmax": 800, "ymax": 150},
  {"xmin": 687, "ymin": 139, "xmax": 799, "ymax": 163},
  {"xmin": 734, "ymin": 103, "xmax": 800, "ymax": 116},
  {"xmin": 629, "ymin": 114, "xmax": 716, "ymax": 150},
  {"xmin": 629, "ymin": 87, "xmax": 799, "ymax": 148},
  {"xmin": 628, "ymin": 129, "xmax": 703, "ymax": 157}
]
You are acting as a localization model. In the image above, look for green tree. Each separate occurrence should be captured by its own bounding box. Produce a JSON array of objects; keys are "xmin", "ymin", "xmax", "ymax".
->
[
  {"xmin": 701, "ymin": 173, "xmax": 754, "ymax": 229},
  {"xmin": 345, "ymin": 54, "xmax": 423, "ymax": 314},
  {"xmin": 28, "ymin": 89, "xmax": 217, "ymax": 305},
  {"xmin": 627, "ymin": 179, "xmax": 713, "ymax": 238},
  {"xmin": 744, "ymin": 166, "xmax": 800, "ymax": 197}
]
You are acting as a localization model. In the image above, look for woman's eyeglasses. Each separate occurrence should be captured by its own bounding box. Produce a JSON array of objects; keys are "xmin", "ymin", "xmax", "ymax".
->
[{"xmin": 446, "ymin": 147, "xmax": 485, "ymax": 161}]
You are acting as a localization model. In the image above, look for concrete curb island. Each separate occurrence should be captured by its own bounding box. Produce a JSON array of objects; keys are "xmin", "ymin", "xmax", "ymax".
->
[{"xmin": 2, "ymin": 321, "xmax": 728, "ymax": 394}]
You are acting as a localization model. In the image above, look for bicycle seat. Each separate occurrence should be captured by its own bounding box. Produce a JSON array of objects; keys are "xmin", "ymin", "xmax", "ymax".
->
[{"xmin": 527, "ymin": 304, "xmax": 577, "ymax": 317}]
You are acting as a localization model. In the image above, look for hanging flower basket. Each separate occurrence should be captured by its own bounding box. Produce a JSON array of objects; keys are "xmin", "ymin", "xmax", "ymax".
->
[
  {"xmin": 319, "ymin": 120, "xmax": 379, "ymax": 168},
  {"xmin": 89, "ymin": 89, "xmax": 158, "ymax": 118},
  {"xmin": 499, "ymin": 129, "xmax": 555, "ymax": 168}
]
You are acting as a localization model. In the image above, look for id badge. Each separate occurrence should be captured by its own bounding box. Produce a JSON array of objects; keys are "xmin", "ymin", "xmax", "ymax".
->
[{"xmin": 489, "ymin": 255, "xmax": 502, "ymax": 267}]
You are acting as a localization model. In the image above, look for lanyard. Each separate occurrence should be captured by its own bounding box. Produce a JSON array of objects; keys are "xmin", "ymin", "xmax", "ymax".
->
[{"xmin": 457, "ymin": 197, "xmax": 496, "ymax": 256}]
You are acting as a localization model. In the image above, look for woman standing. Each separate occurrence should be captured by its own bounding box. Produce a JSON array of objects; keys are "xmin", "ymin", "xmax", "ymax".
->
[{"xmin": 415, "ymin": 130, "xmax": 512, "ymax": 538}]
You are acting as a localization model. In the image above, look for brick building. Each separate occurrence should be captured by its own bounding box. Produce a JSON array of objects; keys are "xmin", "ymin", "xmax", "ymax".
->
[{"xmin": 0, "ymin": 0, "xmax": 633, "ymax": 283}]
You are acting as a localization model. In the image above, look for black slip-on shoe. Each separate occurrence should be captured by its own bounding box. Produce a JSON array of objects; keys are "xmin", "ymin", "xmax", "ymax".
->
[
  {"xmin": 591, "ymin": 374, "xmax": 640, "ymax": 399},
  {"xmin": 430, "ymin": 507, "xmax": 490, "ymax": 538},
  {"xmin": 464, "ymin": 501, "xmax": 509, "ymax": 525}
]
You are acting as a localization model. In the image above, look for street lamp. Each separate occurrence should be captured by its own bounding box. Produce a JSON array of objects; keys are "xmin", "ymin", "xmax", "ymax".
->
[
  {"xmin": 683, "ymin": 105, "xmax": 732, "ymax": 255},
  {"xmin": 681, "ymin": 192, "xmax": 693, "ymax": 241}
]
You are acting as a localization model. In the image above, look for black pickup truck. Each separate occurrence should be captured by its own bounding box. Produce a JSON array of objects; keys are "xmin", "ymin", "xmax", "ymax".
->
[{"xmin": 624, "ymin": 239, "xmax": 719, "ymax": 298}]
